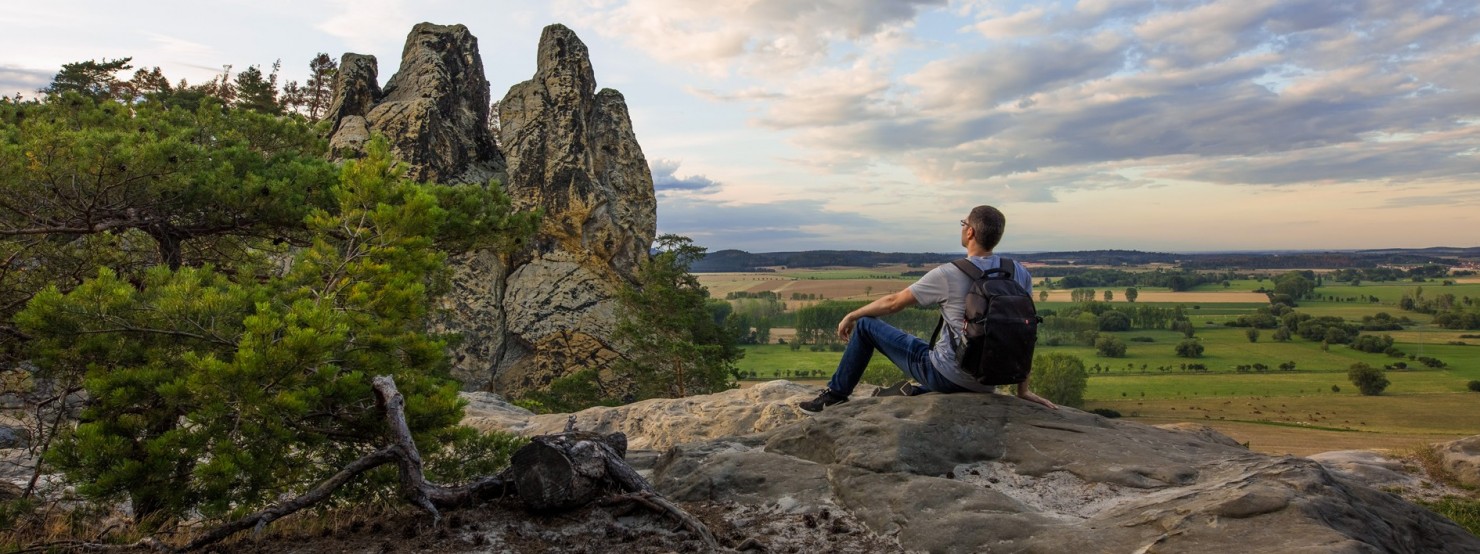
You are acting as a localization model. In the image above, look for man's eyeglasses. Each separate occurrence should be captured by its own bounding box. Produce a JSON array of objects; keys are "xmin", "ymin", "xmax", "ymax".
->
[{"xmin": 960, "ymin": 220, "xmax": 969, "ymax": 228}]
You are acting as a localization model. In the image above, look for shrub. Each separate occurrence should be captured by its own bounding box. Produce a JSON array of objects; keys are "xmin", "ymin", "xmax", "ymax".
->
[
  {"xmin": 518, "ymin": 369, "xmax": 621, "ymax": 413},
  {"xmin": 1271, "ymin": 326, "xmax": 1292, "ymax": 342},
  {"xmin": 1172, "ymin": 320, "xmax": 1196, "ymax": 338},
  {"xmin": 1331, "ymin": 385, "xmax": 1341, "ymax": 393},
  {"xmin": 1096, "ymin": 311, "xmax": 1132, "ymax": 332},
  {"xmin": 1417, "ymin": 356, "xmax": 1447, "ymax": 368},
  {"xmin": 1095, "ymin": 335, "xmax": 1127, "ymax": 358},
  {"xmin": 1175, "ymin": 339, "xmax": 1204, "ymax": 358},
  {"xmin": 1350, "ymin": 334, "xmax": 1395, "ymax": 354},
  {"xmin": 1347, "ymin": 363, "xmax": 1390, "ymax": 396},
  {"xmin": 1031, "ymin": 353, "xmax": 1088, "ymax": 408},
  {"xmin": 1089, "ymin": 408, "xmax": 1122, "ymax": 418},
  {"xmin": 1128, "ymin": 336, "xmax": 1155, "ymax": 342},
  {"xmin": 1467, "ymin": 380, "xmax": 1480, "ymax": 392}
]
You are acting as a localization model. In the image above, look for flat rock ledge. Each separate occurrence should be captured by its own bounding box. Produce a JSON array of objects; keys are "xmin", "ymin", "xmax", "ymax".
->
[{"xmin": 463, "ymin": 382, "xmax": 1480, "ymax": 553}]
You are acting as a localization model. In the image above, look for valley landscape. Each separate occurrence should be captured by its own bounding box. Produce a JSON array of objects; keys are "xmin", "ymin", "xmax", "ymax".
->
[
  {"xmin": 697, "ymin": 249, "xmax": 1480, "ymax": 456},
  {"xmin": 5, "ymin": 1, "xmax": 1480, "ymax": 551}
]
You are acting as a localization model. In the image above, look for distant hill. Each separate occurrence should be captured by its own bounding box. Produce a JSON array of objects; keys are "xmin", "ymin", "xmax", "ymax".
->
[
  {"xmin": 691, "ymin": 248, "xmax": 1480, "ymax": 272},
  {"xmin": 691, "ymin": 250, "xmax": 960, "ymax": 272}
]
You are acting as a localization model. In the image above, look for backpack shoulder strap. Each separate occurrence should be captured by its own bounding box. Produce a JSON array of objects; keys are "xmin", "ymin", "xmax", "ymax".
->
[
  {"xmin": 950, "ymin": 258, "xmax": 984, "ymax": 280},
  {"xmin": 954, "ymin": 257, "xmax": 1015, "ymax": 280}
]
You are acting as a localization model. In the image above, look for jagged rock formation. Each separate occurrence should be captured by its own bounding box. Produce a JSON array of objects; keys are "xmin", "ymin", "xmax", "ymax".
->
[
  {"xmin": 465, "ymin": 383, "xmax": 1480, "ymax": 553},
  {"xmin": 327, "ymin": 23, "xmax": 505, "ymax": 185},
  {"xmin": 326, "ymin": 23, "xmax": 655, "ymax": 393},
  {"xmin": 490, "ymin": 24, "xmax": 657, "ymax": 393}
]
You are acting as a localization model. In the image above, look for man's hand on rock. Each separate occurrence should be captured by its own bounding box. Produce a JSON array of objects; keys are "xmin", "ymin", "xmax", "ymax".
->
[{"xmin": 1018, "ymin": 389, "xmax": 1058, "ymax": 410}]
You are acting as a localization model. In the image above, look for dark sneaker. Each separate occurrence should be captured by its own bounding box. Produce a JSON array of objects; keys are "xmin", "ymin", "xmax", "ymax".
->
[
  {"xmin": 798, "ymin": 389, "xmax": 848, "ymax": 414},
  {"xmin": 872, "ymin": 380, "xmax": 922, "ymax": 397}
]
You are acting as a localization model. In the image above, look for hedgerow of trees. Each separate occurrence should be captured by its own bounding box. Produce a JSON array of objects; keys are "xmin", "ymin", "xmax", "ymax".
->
[{"xmin": 1400, "ymin": 286, "xmax": 1480, "ymax": 330}]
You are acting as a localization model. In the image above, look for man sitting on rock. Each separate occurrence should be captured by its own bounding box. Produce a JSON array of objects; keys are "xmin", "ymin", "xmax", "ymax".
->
[{"xmin": 798, "ymin": 205, "xmax": 1058, "ymax": 413}]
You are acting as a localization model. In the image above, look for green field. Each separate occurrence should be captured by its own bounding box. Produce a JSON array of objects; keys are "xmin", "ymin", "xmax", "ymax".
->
[
  {"xmin": 743, "ymin": 324, "xmax": 1480, "ymax": 381},
  {"xmin": 729, "ymin": 271, "xmax": 1480, "ymax": 455}
]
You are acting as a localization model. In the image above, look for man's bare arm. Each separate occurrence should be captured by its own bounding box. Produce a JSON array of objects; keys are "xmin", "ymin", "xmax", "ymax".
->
[{"xmin": 837, "ymin": 287, "xmax": 918, "ymax": 341}]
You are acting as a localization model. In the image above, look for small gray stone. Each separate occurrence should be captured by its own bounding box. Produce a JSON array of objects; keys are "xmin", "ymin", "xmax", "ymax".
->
[{"xmin": 0, "ymin": 425, "xmax": 29, "ymax": 449}]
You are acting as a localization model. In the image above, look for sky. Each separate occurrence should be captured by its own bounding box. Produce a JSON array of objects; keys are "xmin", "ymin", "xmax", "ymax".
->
[{"xmin": 3, "ymin": 0, "xmax": 1479, "ymax": 254}]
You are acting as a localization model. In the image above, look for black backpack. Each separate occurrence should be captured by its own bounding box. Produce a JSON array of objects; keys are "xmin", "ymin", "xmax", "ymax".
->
[{"xmin": 929, "ymin": 258, "xmax": 1041, "ymax": 386}]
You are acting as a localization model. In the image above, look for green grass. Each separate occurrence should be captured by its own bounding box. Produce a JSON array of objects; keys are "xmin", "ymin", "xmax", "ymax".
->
[
  {"xmin": 1317, "ymin": 281, "xmax": 1480, "ymax": 304},
  {"xmin": 728, "ymin": 267, "xmax": 1480, "ymax": 456},
  {"xmin": 736, "ymin": 344, "xmax": 900, "ymax": 379},
  {"xmin": 1419, "ymin": 497, "xmax": 1480, "ymax": 536},
  {"xmin": 1189, "ymin": 279, "xmax": 1267, "ymax": 292},
  {"xmin": 1083, "ymin": 369, "xmax": 1474, "ymax": 399}
]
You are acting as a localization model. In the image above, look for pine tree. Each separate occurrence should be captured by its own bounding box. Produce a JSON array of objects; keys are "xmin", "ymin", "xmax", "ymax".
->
[
  {"xmin": 612, "ymin": 235, "xmax": 740, "ymax": 400},
  {"xmin": 305, "ymin": 53, "xmax": 338, "ymax": 121},
  {"xmin": 234, "ymin": 63, "xmax": 282, "ymax": 115},
  {"xmin": 0, "ymin": 91, "xmax": 335, "ymax": 272},
  {"xmin": 18, "ymin": 138, "xmax": 535, "ymax": 526},
  {"xmin": 43, "ymin": 57, "xmax": 133, "ymax": 100}
]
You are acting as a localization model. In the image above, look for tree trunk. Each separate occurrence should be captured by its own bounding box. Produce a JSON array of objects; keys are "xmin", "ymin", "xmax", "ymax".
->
[
  {"xmin": 506, "ymin": 431, "xmax": 634, "ymax": 512},
  {"xmin": 149, "ymin": 225, "xmax": 183, "ymax": 271}
]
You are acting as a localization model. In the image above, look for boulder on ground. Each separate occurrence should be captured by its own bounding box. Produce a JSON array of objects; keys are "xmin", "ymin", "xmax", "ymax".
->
[{"xmin": 1436, "ymin": 434, "xmax": 1480, "ymax": 488}]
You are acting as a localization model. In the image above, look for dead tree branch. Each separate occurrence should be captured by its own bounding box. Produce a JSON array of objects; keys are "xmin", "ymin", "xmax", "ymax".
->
[{"xmin": 19, "ymin": 374, "xmax": 713, "ymax": 553}]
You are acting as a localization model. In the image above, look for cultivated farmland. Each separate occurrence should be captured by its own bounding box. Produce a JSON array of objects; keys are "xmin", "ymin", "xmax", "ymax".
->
[{"xmin": 701, "ymin": 265, "xmax": 1480, "ymax": 456}]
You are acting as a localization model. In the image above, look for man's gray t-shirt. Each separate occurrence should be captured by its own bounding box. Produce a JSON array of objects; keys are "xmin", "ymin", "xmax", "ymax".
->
[{"xmin": 908, "ymin": 255, "xmax": 1033, "ymax": 392}]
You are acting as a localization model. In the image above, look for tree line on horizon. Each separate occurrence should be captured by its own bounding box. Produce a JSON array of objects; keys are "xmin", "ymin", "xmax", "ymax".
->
[{"xmin": 690, "ymin": 248, "xmax": 1478, "ymax": 273}]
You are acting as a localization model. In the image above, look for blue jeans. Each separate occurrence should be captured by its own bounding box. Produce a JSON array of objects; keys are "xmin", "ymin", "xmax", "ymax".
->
[{"xmin": 825, "ymin": 317, "xmax": 970, "ymax": 397}]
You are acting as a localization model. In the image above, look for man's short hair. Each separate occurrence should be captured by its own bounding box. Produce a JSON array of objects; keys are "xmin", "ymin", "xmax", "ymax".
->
[{"xmin": 968, "ymin": 205, "xmax": 1006, "ymax": 251}]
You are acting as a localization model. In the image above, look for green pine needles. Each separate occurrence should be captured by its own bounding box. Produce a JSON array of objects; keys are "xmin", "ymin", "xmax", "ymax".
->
[
  {"xmin": 15, "ymin": 137, "xmax": 535, "ymax": 527},
  {"xmin": 614, "ymin": 234, "xmax": 742, "ymax": 400}
]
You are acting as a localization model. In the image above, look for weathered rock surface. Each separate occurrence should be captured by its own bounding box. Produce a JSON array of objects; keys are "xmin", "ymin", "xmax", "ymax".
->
[
  {"xmin": 489, "ymin": 24, "xmax": 656, "ymax": 394},
  {"xmin": 461, "ymin": 380, "xmax": 809, "ymax": 450},
  {"xmin": 327, "ymin": 23, "xmax": 505, "ymax": 185},
  {"xmin": 1437, "ymin": 435, "xmax": 1480, "ymax": 487},
  {"xmin": 466, "ymin": 383, "xmax": 1480, "ymax": 553},
  {"xmin": 327, "ymin": 23, "xmax": 656, "ymax": 392}
]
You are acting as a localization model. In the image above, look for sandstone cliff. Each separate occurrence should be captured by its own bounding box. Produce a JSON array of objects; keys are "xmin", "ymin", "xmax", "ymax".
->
[
  {"xmin": 462, "ymin": 382, "xmax": 1480, "ymax": 553},
  {"xmin": 491, "ymin": 24, "xmax": 657, "ymax": 393},
  {"xmin": 326, "ymin": 23, "xmax": 655, "ymax": 393},
  {"xmin": 327, "ymin": 23, "xmax": 504, "ymax": 185}
]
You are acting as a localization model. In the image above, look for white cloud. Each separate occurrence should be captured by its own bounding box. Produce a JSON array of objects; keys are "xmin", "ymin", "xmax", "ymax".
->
[
  {"xmin": 0, "ymin": 66, "xmax": 54, "ymax": 98},
  {"xmin": 141, "ymin": 32, "xmax": 218, "ymax": 63},
  {"xmin": 905, "ymin": 33, "xmax": 1128, "ymax": 112},
  {"xmin": 317, "ymin": 0, "xmax": 417, "ymax": 51},
  {"xmin": 650, "ymin": 159, "xmax": 723, "ymax": 196},
  {"xmin": 691, "ymin": 0, "xmax": 1480, "ymax": 207},
  {"xmin": 552, "ymin": 0, "xmax": 944, "ymax": 77}
]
